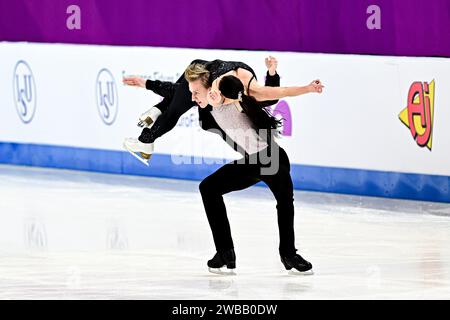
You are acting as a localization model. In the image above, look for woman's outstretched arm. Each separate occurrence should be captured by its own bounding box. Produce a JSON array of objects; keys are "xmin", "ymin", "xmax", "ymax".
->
[
  {"xmin": 250, "ymin": 79, "xmax": 324, "ymax": 101},
  {"xmin": 236, "ymin": 69, "xmax": 324, "ymax": 101}
]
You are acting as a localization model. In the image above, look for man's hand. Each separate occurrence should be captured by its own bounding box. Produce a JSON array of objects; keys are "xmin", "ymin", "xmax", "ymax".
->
[
  {"xmin": 308, "ymin": 80, "xmax": 324, "ymax": 93},
  {"xmin": 123, "ymin": 76, "xmax": 146, "ymax": 88},
  {"xmin": 265, "ymin": 56, "xmax": 278, "ymax": 76}
]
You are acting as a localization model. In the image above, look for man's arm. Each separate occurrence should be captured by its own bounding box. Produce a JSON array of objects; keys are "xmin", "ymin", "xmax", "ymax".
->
[
  {"xmin": 145, "ymin": 79, "xmax": 180, "ymax": 99},
  {"xmin": 122, "ymin": 76, "xmax": 181, "ymax": 99},
  {"xmin": 123, "ymin": 75, "xmax": 183, "ymax": 114}
]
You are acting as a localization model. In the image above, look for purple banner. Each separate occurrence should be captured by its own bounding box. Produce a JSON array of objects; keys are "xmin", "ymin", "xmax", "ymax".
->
[{"xmin": 1, "ymin": 0, "xmax": 449, "ymax": 57}]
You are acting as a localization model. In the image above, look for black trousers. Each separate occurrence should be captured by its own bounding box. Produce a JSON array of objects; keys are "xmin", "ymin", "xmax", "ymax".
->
[
  {"xmin": 199, "ymin": 146, "xmax": 297, "ymax": 257},
  {"xmin": 139, "ymin": 76, "xmax": 194, "ymax": 144}
]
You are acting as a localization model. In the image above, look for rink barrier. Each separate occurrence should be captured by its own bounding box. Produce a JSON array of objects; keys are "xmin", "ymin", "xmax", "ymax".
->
[{"xmin": 1, "ymin": 141, "xmax": 448, "ymax": 203}]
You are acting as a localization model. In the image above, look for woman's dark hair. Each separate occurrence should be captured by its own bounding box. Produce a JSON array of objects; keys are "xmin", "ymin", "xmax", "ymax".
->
[{"xmin": 218, "ymin": 75, "xmax": 282, "ymax": 135}]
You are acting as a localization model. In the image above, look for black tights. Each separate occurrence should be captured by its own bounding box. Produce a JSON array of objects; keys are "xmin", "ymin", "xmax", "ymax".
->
[{"xmin": 199, "ymin": 146, "xmax": 297, "ymax": 257}]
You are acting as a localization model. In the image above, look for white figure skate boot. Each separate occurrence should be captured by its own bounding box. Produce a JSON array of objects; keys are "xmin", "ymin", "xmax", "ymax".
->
[{"xmin": 123, "ymin": 137, "xmax": 154, "ymax": 166}]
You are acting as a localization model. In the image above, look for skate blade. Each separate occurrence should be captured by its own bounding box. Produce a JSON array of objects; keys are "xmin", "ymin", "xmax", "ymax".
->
[
  {"xmin": 208, "ymin": 267, "xmax": 236, "ymax": 276},
  {"xmin": 287, "ymin": 269, "xmax": 314, "ymax": 276},
  {"xmin": 123, "ymin": 144, "xmax": 150, "ymax": 166}
]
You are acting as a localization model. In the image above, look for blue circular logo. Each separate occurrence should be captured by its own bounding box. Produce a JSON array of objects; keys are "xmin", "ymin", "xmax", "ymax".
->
[
  {"xmin": 13, "ymin": 60, "xmax": 37, "ymax": 124},
  {"xmin": 95, "ymin": 68, "xmax": 118, "ymax": 125}
]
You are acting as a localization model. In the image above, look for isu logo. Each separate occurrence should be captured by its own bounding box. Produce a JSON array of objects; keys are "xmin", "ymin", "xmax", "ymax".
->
[
  {"xmin": 13, "ymin": 60, "xmax": 37, "ymax": 124},
  {"xmin": 96, "ymin": 68, "xmax": 118, "ymax": 125},
  {"xmin": 398, "ymin": 80, "xmax": 435, "ymax": 151}
]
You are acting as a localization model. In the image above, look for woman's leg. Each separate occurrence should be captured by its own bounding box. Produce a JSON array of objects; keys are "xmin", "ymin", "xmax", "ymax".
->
[{"xmin": 199, "ymin": 162, "xmax": 259, "ymax": 253}]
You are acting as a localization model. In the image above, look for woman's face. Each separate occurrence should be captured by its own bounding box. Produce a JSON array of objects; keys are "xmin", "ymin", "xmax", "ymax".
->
[{"xmin": 188, "ymin": 79, "xmax": 210, "ymax": 108}]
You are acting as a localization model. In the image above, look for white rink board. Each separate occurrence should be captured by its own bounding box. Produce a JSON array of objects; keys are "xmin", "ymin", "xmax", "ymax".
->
[{"xmin": 1, "ymin": 42, "xmax": 449, "ymax": 176}]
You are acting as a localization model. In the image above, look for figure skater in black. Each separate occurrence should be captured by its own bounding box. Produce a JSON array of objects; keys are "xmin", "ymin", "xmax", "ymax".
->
[{"xmin": 191, "ymin": 73, "xmax": 323, "ymax": 274}]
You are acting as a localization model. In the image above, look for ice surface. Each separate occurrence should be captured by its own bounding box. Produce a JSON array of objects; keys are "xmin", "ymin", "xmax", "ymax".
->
[{"xmin": 1, "ymin": 164, "xmax": 450, "ymax": 299}]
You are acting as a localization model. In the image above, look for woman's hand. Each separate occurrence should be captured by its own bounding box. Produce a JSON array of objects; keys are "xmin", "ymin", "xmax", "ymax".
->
[
  {"xmin": 308, "ymin": 80, "xmax": 324, "ymax": 93},
  {"xmin": 123, "ymin": 76, "xmax": 146, "ymax": 88},
  {"xmin": 265, "ymin": 56, "xmax": 278, "ymax": 76},
  {"xmin": 207, "ymin": 88, "xmax": 223, "ymax": 107}
]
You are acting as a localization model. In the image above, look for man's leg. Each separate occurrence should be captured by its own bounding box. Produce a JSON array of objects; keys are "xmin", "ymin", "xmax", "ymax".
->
[
  {"xmin": 259, "ymin": 148, "xmax": 313, "ymax": 273},
  {"xmin": 199, "ymin": 162, "xmax": 259, "ymax": 252},
  {"xmin": 259, "ymin": 151, "xmax": 296, "ymax": 257},
  {"xmin": 139, "ymin": 77, "xmax": 195, "ymax": 143}
]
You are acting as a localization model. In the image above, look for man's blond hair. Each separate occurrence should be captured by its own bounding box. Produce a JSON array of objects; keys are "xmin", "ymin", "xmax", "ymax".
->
[{"xmin": 184, "ymin": 63, "xmax": 210, "ymax": 88}]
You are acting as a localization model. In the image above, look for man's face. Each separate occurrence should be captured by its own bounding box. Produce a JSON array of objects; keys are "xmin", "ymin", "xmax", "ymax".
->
[{"xmin": 188, "ymin": 80, "xmax": 209, "ymax": 108}]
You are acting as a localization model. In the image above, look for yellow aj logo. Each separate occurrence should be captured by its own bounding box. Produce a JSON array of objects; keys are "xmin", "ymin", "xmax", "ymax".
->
[{"xmin": 398, "ymin": 80, "xmax": 435, "ymax": 151}]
